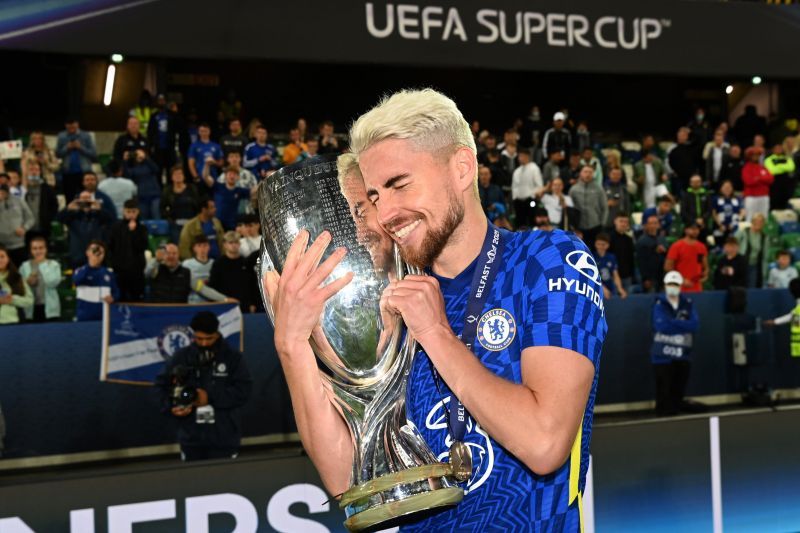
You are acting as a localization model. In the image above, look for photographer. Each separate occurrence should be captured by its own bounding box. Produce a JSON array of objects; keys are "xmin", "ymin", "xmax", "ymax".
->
[{"xmin": 155, "ymin": 311, "xmax": 252, "ymax": 462}]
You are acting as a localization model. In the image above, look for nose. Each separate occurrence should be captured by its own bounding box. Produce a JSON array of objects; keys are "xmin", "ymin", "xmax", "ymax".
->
[{"xmin": 375, "ymin": 195, "xmax": 401, "ymax": 230}]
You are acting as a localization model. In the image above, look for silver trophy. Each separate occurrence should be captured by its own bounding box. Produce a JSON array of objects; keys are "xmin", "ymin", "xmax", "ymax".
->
[{"xmin": 258, "ymin": 155, "xmax": 463, "ymax": 531}]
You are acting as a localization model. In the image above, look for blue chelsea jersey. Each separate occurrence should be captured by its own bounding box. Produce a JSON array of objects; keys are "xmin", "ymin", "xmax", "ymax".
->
[{"xmin": 404, "ymin": 229, "xmax": 607, "ymax": 532}]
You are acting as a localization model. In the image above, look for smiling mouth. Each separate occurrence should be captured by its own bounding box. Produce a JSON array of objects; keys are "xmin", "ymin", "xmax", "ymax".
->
[{"xmin": 392, "ymin": 219, "xmax": 421, "ymax": 240}]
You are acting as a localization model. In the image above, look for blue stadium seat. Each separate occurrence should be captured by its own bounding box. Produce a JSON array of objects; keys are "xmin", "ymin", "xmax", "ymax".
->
[
  {"xmin": 142, "ymin": 219, "xmax": 169, "ymax": 236},
  {"xmin": 780, "ymin": 221, "xmax": 800, "ymax": 235}
]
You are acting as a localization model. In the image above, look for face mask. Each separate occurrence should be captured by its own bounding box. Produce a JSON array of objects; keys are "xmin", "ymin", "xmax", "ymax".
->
[
  {"xmin": 28, "ymin": 175, "xmax": 42, "ymax": 185},
  {"xmin": 665, "ymin": 286, "xmax": 681, "ymax": 298}
]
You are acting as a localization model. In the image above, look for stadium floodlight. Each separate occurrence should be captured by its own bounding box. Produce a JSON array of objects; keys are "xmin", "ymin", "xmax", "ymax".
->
[
  {"xmin": 103, "ymin": 65, "xmax": 116, "ymax": 106},
  {"xmin": 752, "ymin": 76, "xmax": 762, "ymax": 85},
  {"xmin": 725, "ymin": 85, "xmax": 733, "ymax": 95},
  {"xmin": 111, "ymin": 53, "xmax": 124, "ymax": 63}
]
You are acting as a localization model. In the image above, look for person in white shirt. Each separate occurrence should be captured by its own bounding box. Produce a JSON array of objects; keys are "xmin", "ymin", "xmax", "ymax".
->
[
  {"xmin": 98, "ymin": 161, "xmax": 137, "ymax": 219},
  {"xmin": 767, "ymin": 250, "xmax": 799, "ymax": 289},
  {"xmin": 236, "ymin": 214, "xmax": 262, "ymax": 258},
  {"xmin": 181, "ymin": 235, "xmax": 227, "ymax": 303},
  {"xmin": 704, "ymin": 129, "xmax": 729, "ymax": 188},
  {"xmin": 540, "ymin": 177, "xmax": 575, "ymax": 230},
  {"xmin": 511, "ymin": 150, "xmax": 544, "ymax": 228}
]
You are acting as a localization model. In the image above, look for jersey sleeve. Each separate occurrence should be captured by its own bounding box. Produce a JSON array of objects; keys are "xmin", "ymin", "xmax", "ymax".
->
[{"xmin": 521, "ymin": 231, "xmax": 608, "ymax": 366}]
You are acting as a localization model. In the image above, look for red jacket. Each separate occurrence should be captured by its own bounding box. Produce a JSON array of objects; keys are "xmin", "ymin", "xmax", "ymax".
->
[{"xmin": 742, "ymin": 162, "xmax": 774, "ymax": 197}]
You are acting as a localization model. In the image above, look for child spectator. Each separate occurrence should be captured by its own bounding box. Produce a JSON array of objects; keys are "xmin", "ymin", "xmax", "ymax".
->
[
  {"xmin": 0, "ymin": 244, "xmax": 33, "ymax": 324},
  {"xmin": 767, "ymin": 250, "xmax": 799, "ymax": 289},
  {"xmin": 713, "ymin": 237, "xmax": 748, "ymax": 290},
  {"xmin": 182, "ymin": 235, "xmax": 226, "ymax": 304},
  {"xmin": 73, "ymin": 240, "xmax": 118, "ymax": 321},
  {"xmin": 19, "ymin": 237, "xmax": 62, "ymax": 322},
  {"xmin": 712, "ymin": 180, "xmax": 744, "ymax": 246},
  {"xmin": 594, "ymin": 233, "xmax": 627, "ymax": 299}
]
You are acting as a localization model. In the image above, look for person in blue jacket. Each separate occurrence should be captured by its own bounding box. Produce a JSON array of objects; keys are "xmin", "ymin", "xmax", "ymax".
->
[
  {"xmin": 651, "ymin": 270, "xmax": 701, "ymax": 416},
  {"xmin": 73, "ymin": 240, "xmax": 119, "ymax": 321}
]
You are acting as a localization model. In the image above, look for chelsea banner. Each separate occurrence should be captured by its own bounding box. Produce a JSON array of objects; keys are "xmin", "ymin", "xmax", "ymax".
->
[{"xmin": 100, "ymin": 302, "xmax": 243, "ymax": 384}]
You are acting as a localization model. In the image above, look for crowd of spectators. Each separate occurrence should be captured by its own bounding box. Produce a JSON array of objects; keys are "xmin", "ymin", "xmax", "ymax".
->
[{"xmin": 1, "ymin": 87, "xmax": 799, "ymax": 324}]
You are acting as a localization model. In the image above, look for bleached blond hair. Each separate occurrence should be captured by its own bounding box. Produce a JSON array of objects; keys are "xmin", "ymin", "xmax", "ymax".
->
[
  {"xmin": 349, "ymin": 89, "xmax": 476, "ymax": 164},
  {"xmin": 336, "ymin": 152, "xmax": 361, "ymax": 188}
]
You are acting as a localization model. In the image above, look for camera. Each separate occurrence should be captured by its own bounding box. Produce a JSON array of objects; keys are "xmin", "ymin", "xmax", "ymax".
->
[{"xmin": 170, "ymin": 365, "xmax": 198, "ymax": 408}]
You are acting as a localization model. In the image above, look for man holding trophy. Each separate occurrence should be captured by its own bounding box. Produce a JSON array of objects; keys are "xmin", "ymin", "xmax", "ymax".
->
[{"xmin": 261, "ymin": 90, "xmax": 607, "ymax": 531}]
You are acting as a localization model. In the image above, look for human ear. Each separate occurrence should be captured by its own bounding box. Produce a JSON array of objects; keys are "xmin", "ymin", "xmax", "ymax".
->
[{"xmin": 452, "ymin": 146, "xmax": 477, "ymax": 194}]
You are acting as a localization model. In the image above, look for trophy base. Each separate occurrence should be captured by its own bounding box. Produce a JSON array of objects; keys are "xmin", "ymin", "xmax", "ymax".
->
[{"xmin": 341, "ymin": 464, "xmax": 464, "ymax": 532}]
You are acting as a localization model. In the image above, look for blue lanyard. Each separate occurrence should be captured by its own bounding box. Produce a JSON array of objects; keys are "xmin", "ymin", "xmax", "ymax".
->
[{"xmin": 428, "ymin": 222, "xmax": 505, "ymax": 442}]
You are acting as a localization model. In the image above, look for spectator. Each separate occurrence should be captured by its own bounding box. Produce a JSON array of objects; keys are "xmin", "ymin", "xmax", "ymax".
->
[
  {"xmin": 57, "ymin": 191, "xmax": 114, "ymax": 267},
  {"xmin": 217, "ymin": 152, "xmax": 257, "ymax": 214},
  {"xmin": 22, "ymin": 161, "xmax": 59, "ymax": 241},
  {"xmin": 7, "ymin": 170, "xmax": 24, "ymax": 199},
  {"xmin": 500, "ymin": 137, "xmax": 519, "ymax": 183},
  {"xmin": 511, "ymin": 150, "xmax": 543, "ymax": 228},
  {"xmin": 108, "ymin": 199, "xmax": 149, "ymax": 302},
  {"xmin": 73, "ymin": 240, "xmax": 118, "ymax": 321},
  {"xmin": 188, "ymin": 123, "xmax": 224, "ymax": 193},
  {"xmin": 302, "ymin": 138, "xmax": 320, "ymax": 160},
  {"xmin": 519, "ymin": 105, "xmax": 543, "ymax": 149},
  {"xmin": 735, "ymin": 213, "xmax": 770, "ymax": 288},
  {"xmin": 203, "ymin": 166, "xmax": 252, "ymax": 231},
  {"xmin": 569, "ymin": 165, "xmax": 608, "ymax": 250},
  {"xmin": 81, "ymin": 172, "xmax": 117, "ymax": 221},
  {"xmin": 704, "ymin": 128, "xmax": 729, "ymax": 187},
  {"xmin": 680, "ymin": 174, "xmax": 712, "ymax": 238},
  {"xmin": 604, "ymin": 167, "xmax": 631, "ymax": 227},
  {"xmin": 208, "ymin": 232, "xmax": 254, "ymax": 312},
  {"xmin": 634, "ymin": 149, "xmax": 670, "ymax": 210},
  {"xmin": 496, "ymin": 128, "xmax": 518, "ymax": 152},
  {"xmin": 594, "ymin": 232, "xmax": 627, "ymax": 300},
  {"xmin": 742, "ymin": 146, "xmax": 773, "ymax": 222},
  {"xmin": 574, "ymin": 121, "xmax": 591, "ymax": 154},
  {"xmin": 161, "ymin": 165, "xmax": 201, "ymax": 245},
  {"xmin": 130, "ymin": 90, "xmax": 155, "ymax": 136},
  {"xmin": 667, "ymin": 126, "xmax": 699, "ymax": 197},
  {"xmin": 642, "ymin": 196, "xmax": 675, "ymax": 237},
  {"xmin": 733, "ymin": 105, "xmax": 767, "ymax": 150},
  {"xmin": 713, "ymin": 237, "xmax": 748, "ymax": 290},
  {"xmin": 113, "ymin": 116, "xmax": 149, "ymax": 165},
  {"xmin": 541, "ymin": 150, "xmax": 563, "ymax": 183},
  {"xmin": 541, "ymin": 111, "xmax": 571, "ymax": 159},
  {"xmin": 763, "ymin": 278, "xmax": 800, "ymax": 352},
  {"xmin": 317, "ymin": 120, "xmax": 341, "ymax": 155},
  {"xmin": 565, "ymin": 151, "xmax": 583, "ymax": 187},
  {"xmin": 665, "ymin": 223, "xmax": 709, "ymax": 292},
  {"xmin": 154, "ymin": 311, "xmax": 252, "ymax": 462},
  {"xmin": 764, "ymin": 143, "xmax": 796, "ymax": 210},
  {"xmin": 719, "ymin": 144, "xmax": 744, "ymax": 191},
  {"xmin": 219, "ymin": 118, "xmax": 247, "ymax": 157},
  {"xmin": 477, "ymin": 165, "xmax": 506, "ymax": 223},
  {"xmin": 711, "ymin": 180, "xmax": 744, "ymax": 246},
  {"xmin": 767, "ymin": 250, "xmax": 799, "ymax": 289},
  {"xmin": 477, "ymin": 134, "xmax": 497, "ymax": 162},
  {"xmin": 650, "ymin": 270, "xmax": 700, "ymax": 417},
  {"xmin": 603, "ymin": 152, "xmax": 621, "ymax": 182},
  {"xmin": 579, "ymin": 147, "xmax": 603, "ymax": 186},
  {"xmin": 97, "ymin": 160, "xmax": 137, "ymax": 219},
  {"xmin": 609, "ymin": 214, "xmax": 636, "ymax": 293},
  {"xmin": 124, "ymin": 149, "xmax": 161, "ymax": 219},
  {"xmin": 688, "ymin": 107, "xmax": 711, "ymax": 160},
  {"xmin": 179, "ymin": 199, "xmax": 225, "ymax": 260},
  {"xmin": 19, "ymin": 237, "xmax": 61, "ymax": 322},
  {"xmin": 243, "ymin": 125, "xmax": 277, "ymax": 181},
  {"xmin": 182, "ymin": 235, "xmax": 227, "ymax": 304},
  {"xmin": 145, "ymin": 243, "xmax": 192, "ymax": 303},
  {"xmin": 532, "ymin": 206, "xmax": 552, "ymax": 231},
  {"xmin": 237, "ymin": 214, "xmax": 262, "ymax": 259},
  {"xmin": 21, "ymin": 131, "xmax": 60, "ymax": 187},
  {"xmin": 636, "ymin": 214, "xmax": 669, "ymax": 293},
  {"xmin": 55, "ymin": 117, "xmax": 97, "ymax": 202},
  {"xmin": 540, "ymin": 177, "xmax": 576, "ymax": 231},
  {"xmin": 482, "ymin": 149, "xmax": 510, "ymax": 189},
  {"xmin": 245, "ymin": 118, "xmax": 262, "ymax": 142},
  {"xmin": 641, "ymin": 134, "xmax": 662, "ymax": 159},
  {"xmin": 147, "ymin": 94, "xmax": 179, "ymax": 174},
  {"xmin": 282, "ymin": 127, "xmax": 308, "ymax": 165},
  {"xmin": 0, "ymin": 244, "xmax": 33, "ymax": 325},
  {"xmin": 0, "ymin": 183, "xmax": 34, "ymax": 267},
  {"xmin": 296, "ymin": 117, "xmax": 308, "ymax": 142}
]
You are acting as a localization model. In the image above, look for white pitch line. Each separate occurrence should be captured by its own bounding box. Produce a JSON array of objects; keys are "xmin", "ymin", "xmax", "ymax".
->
[{"xmin": 709, "ymin": 416, "xmax": 723, "ymax": 533}]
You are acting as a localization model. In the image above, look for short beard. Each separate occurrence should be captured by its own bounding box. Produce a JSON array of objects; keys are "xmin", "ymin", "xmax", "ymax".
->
[{"xmin": 400, "ymin": 190, "xmax": 464, "ymax": 268}]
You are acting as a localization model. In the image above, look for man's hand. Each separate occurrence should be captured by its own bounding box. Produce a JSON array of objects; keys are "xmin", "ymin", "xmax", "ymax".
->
[
  {"xmin": 682, "ymin": 279, "xmax": 694, "ymax": 288},
  {"xmin": 656, "ymin": 244, "xmax": 667, "ymax": 254},
  {"xmin": 90, "ymin": 201, "xmax": 101, "ymax": 211},
  {"xmin": 763, "ymin": 319, "xmax": 775, "ymax": 327},
  {"xmin": 194, "ymin": 388, "xmax": 209, "ymax": 407},
  {"xmin": 382, "ymin": 275, "xmax": 451, "ymax": 345},
  {"xmin": 155, "ymin": 248, "xmax": 166, "ymax": 263},
  {"xmin": 103, "ymin": 295, "xmax": 114, "ymax": 304},
  {"xmin": 602, "ymin": 286, "xmax": 612, "ymax": 300},
  {"xmin": 263, "ymin": 230, "xmax": 354, "ymax": 354},
  {"xmin": 0, "ymin": 294, "xmax": 13, "ymax": 305},
  {"xmin": 128, "ymin": 219, "xmax": 137, "ymax": 231},
  {"xmin": 619, "ymin": 287, "xmax": 628, "ymax": 299},
  {"xmin": 14, "ymin": 227, "xmax": 24, "ymax": 237},
  {"xmin": 27, "ymin": 272, "xmax": 38, "ymax": 286},
  {"xmin": 259, "ymin": 154, "xmax": 271, "ymax": 162},
  {"xmin": 67, "ymin": 199, "xmax": 80, "ymax": 211},
  {"xmin": 171, "ymin": 406, "xmax": 193, "ymax": 417}
]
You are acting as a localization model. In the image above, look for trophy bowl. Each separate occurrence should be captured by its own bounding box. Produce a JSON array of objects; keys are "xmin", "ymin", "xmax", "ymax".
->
[{"xmin": 257, "ymin": 154, "xmax": 463, "ymax": 531}]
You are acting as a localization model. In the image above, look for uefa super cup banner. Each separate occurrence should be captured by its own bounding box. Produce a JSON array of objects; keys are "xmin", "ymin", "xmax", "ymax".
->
[{"xmin": 100, "ymin": 302, "xmax": 243, "ymax": 384}]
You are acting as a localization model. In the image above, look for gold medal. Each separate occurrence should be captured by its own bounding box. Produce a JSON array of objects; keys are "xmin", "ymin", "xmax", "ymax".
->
[{"xmin": 449, "ymin": 440, "xmax": 472, "ymax": 482}]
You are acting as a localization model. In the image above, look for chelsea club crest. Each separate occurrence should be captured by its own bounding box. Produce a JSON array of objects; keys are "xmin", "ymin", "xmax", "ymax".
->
[
  {"xmin": 157, "ymin": 325, "xmax": 193, "ymax": 359},
  {"xmin": 476, "ymin": 308, "xmax": 516, "ymax": 351}
]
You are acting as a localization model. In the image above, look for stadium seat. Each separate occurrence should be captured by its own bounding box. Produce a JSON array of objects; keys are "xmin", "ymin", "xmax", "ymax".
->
[
  {"xmin": 781, "ymin": 232, "xmax": 800, "ymax": 249},
  {"xmin": 148, "ymin": 234, "xmax": 169, "ymax": 253},
  {"xmin": 780, "ymin": 221, "xmax": 800, "ymax": 234},
  {"xmin": 143, "ymin": 219, "xmax": 170, "ymax": 236},
  {"xmin": 790, "ymin": 198, "xmax": 800, "ymax": 213},
  {"xmin": 772, "ymin": 209, "xmax": 798, "ymax": 225}
]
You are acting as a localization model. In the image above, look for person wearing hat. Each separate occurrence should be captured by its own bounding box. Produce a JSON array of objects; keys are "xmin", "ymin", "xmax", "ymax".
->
[
  {"xmin": 664, "ymin": 221, "xmax": 709, "ymax": 292},
  {"xmin": 650, "ymin": 270, "xmax": 700, "ymax": 416},
  {"xmin": 541, "ymin": 111, "xmax": 572, "ymax": 161},
  {"xmin": 154, "ymin": 310, "xmax": 252, "ymax": 462},
  {"xmin": 742, "ymin": 145, "xmax": 773, "ymax": 222}
]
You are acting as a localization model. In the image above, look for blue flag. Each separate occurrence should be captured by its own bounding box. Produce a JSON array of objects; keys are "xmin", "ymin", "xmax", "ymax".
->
[{"xmin": 101, "ymin": 302, "xmax": 243, "ymax": 384}]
